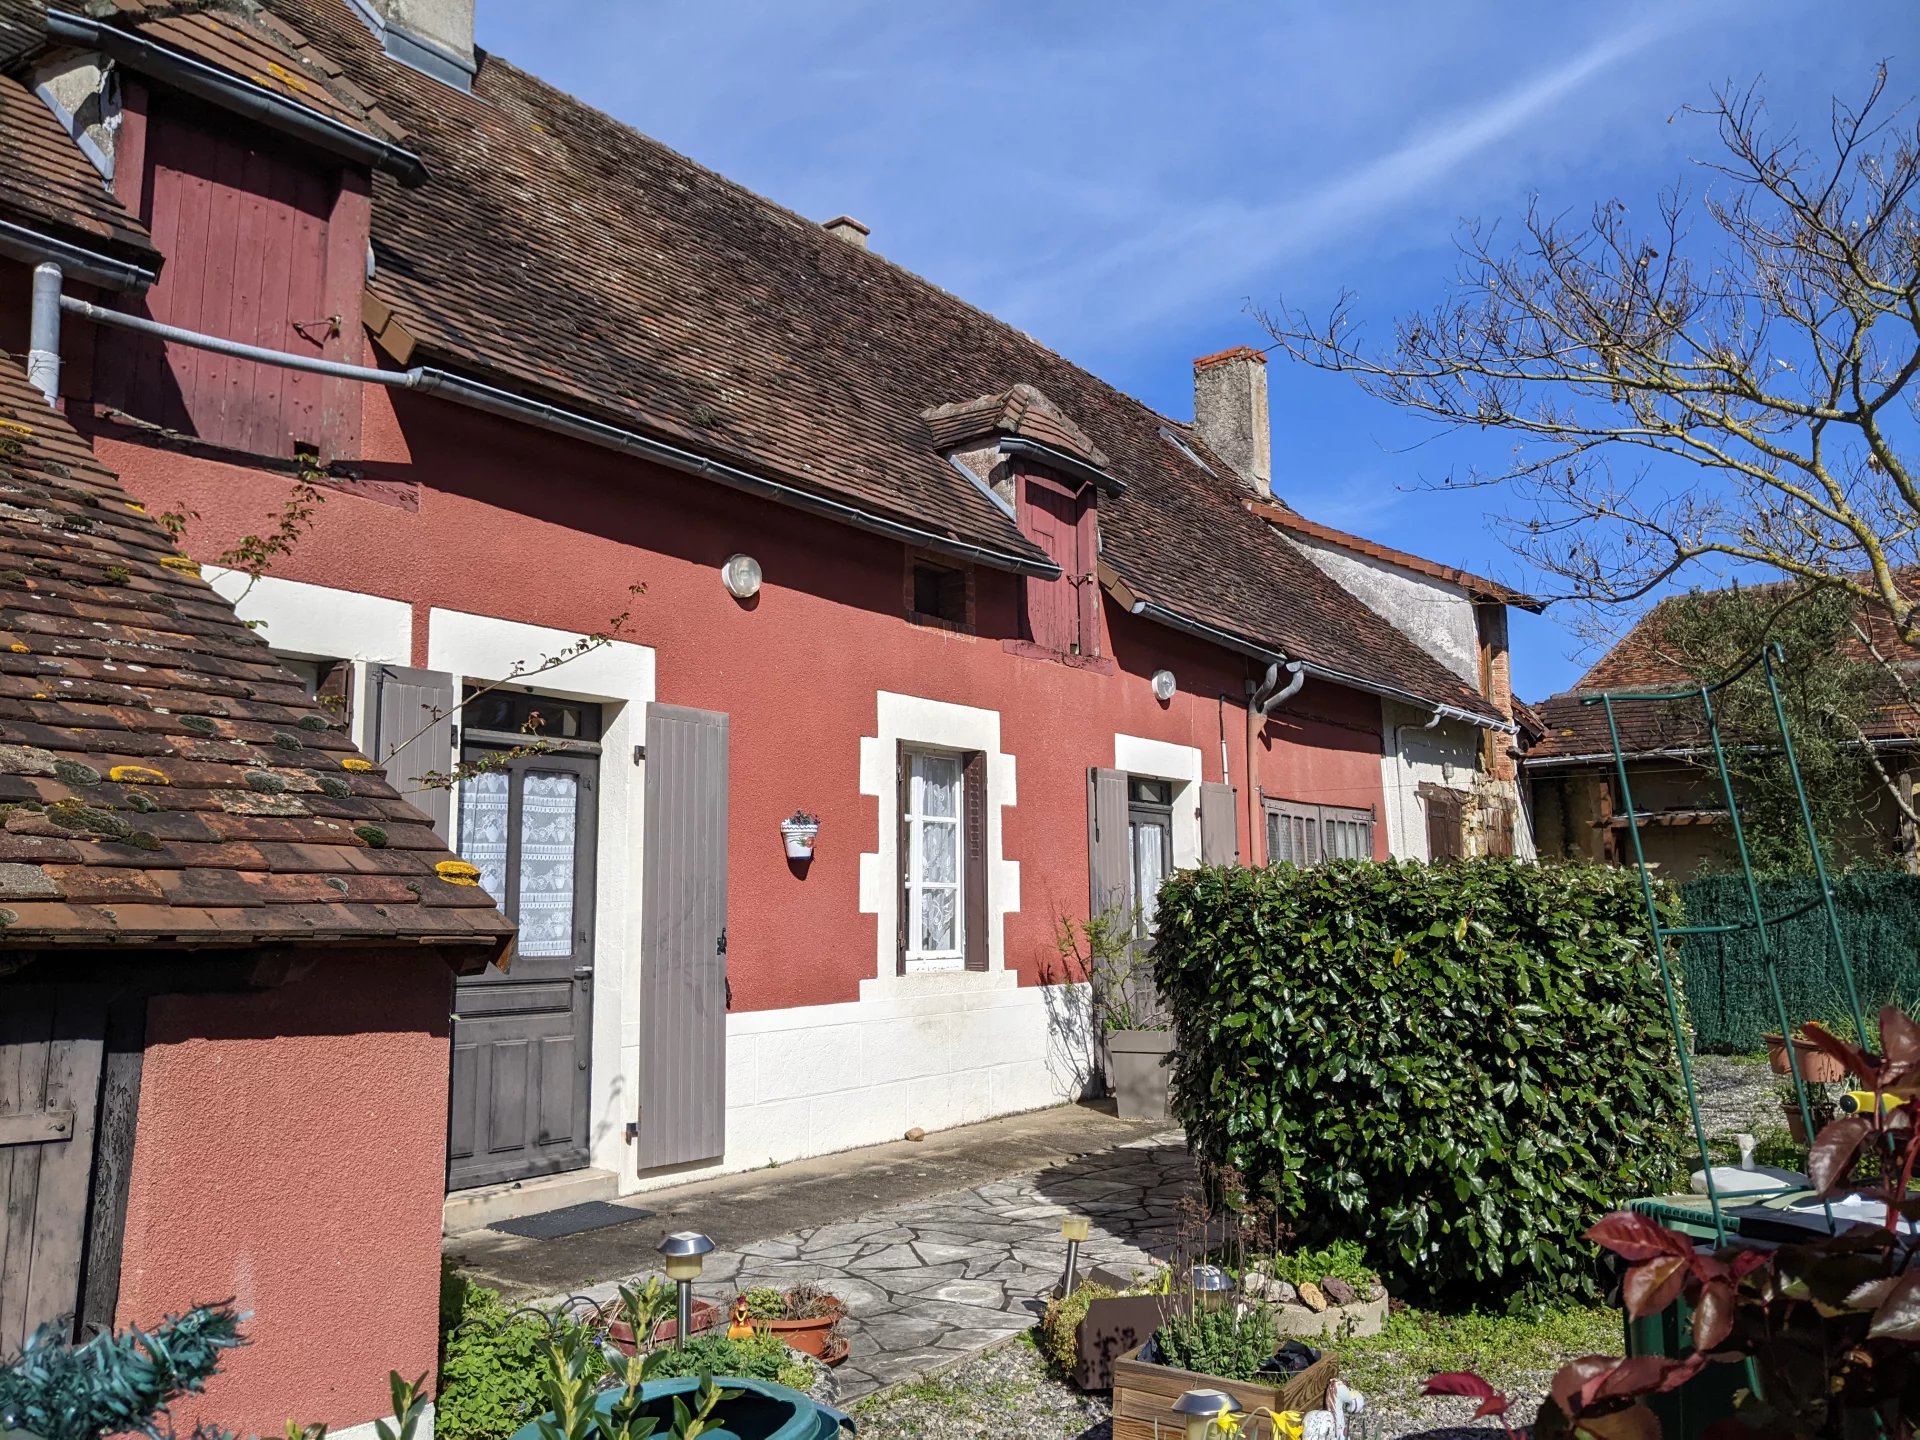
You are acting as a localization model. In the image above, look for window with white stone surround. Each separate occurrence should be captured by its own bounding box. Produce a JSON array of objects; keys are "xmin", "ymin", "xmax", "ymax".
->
[{"xmin": 902, "ymin": 748, "xmax": 965, "ymax": 971}]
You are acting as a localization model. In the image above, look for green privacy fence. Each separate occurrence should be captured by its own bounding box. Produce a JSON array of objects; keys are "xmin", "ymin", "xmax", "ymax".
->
[{"xmin": 1679, "ymin": 869, "xmax": 1920, "ymax": 1051}]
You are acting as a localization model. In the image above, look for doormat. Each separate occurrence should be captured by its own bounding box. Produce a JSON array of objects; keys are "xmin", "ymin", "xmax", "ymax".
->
[{"xmin": 489, "ymin": 1200, "xmax": 655, "ymax": 1240}]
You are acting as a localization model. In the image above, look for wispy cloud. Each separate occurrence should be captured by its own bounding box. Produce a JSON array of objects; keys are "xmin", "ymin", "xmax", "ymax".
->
[{"xmin": 983, "ymin": 11, "xmax": 1694, "ymax": 340}]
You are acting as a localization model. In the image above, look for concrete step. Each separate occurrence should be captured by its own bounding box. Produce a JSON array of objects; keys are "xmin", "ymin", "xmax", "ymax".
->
[{"xmin": 443, "ymin": 1167, "xmax": 619, "ymax": 1235}]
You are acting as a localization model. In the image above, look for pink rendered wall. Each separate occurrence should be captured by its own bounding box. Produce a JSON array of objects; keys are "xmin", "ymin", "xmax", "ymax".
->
[
  {"xmin": 114, "ymin": 950, "xmax": 455, "ymax": 1435},
  {"xmin": 82, "ymin": 374, "xmax": 1389, "ymax": 1010}
]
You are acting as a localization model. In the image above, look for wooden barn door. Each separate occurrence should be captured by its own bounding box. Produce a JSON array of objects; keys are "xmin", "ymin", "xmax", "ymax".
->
[
  {"xmin": 1, "ymin": 993, "xmax": 106, "ymax": 1351},
  {"xmin": 636, "ymin": 705, "xmax": 730, "ymax": 1172}
]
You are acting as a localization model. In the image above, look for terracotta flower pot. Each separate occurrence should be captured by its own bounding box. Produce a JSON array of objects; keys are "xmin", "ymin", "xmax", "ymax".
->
[
  {"xmin": 761, "ymin": 1312, "xmax": 839, "ymax": 1358},
  {"xmin": 1782, "ymin": 1099, "xmax": 1836, "ymax": 1146},
  {"xmin": 600, "ymin": 1299, "xmax": 719, "ymax": 1355},
  {"xmin": 1766, "ymin": 1032, "xmax": 1850, "ymax": 1083}
]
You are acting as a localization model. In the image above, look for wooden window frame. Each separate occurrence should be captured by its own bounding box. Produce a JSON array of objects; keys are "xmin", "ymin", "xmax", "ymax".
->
[
  {"xmin": 904, "ymin": 550, "xmax": 975, "ymax": 633},
  {"xmin": 896, "ymin": 743, "xmax": 988, "ymax": 975},
  {"xmin": 1264, "ymin": 797, "xmax": 1376, "ymax": 866}
]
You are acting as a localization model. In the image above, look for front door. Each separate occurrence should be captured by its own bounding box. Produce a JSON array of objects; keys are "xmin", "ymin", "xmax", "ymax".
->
[{"xmin": 447, "ymin": 706, "xmax": 600, "ymax": 1190}]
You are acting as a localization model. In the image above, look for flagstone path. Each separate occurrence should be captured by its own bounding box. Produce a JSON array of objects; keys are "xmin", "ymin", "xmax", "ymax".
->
[{"xmin": 549, "ymin": 1131, "xmax": 1193, "ymax": 1397}]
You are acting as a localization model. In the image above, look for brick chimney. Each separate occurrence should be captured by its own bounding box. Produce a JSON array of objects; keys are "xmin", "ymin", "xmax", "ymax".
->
[
  {"xmin": 1192, "ymin": 346, "xmax": 1270, "ymax": 496},
  {"xmin": 823, "ymin": 215, "xmax": 870, "ymax": 249},
  {"xmin": 351, "ymin": 0, "xmax": 476, "ymax": 90}
]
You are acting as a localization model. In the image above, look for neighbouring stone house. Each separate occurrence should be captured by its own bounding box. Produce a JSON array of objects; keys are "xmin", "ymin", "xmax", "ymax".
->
[{"xmin": 1527, "ymin": 589, "xmax": 1920, "ymax": 872}]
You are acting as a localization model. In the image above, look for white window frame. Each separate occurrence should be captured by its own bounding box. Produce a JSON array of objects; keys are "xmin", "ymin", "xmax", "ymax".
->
[{"xmin": 903, "ymin": 747, "xmax": 965, "ymax": 972}]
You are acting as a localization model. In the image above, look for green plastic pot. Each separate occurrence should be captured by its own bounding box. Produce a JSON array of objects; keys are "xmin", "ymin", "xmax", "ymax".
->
[{"xmin": 506, "ymin": 1375, "xmax": 852, "ymax": 1440}]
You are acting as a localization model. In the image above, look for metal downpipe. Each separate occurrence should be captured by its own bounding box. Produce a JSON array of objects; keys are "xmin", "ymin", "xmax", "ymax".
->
[
  {"xmin": 1245, "ymin": 660, "xmax": 1305, "ymax": 859},
  {"xmin": 27, "ymin": 264, "xmax": 62, "ymax": 407}
]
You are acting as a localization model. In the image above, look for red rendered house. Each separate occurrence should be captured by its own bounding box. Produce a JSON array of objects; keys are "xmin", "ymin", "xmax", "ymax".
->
[{"xmin": 0, "ymin": 0, "xmax": 1526, "ymax": 1274}]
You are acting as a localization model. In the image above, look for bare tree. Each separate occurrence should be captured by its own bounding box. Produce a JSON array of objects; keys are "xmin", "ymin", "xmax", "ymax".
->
[{"xmin": 1260, "ymin": 68, "xmax": 1920, "ymax": 635}]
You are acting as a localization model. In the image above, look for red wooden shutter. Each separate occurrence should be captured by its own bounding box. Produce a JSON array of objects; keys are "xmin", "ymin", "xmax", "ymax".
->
[
  {"xmin": 963, "ymin": 751, "xmax": 989, "ymax": 971},
  {"xmin": 1019, "ymin": 473, "xmax": 1086, "ymax": 652}
]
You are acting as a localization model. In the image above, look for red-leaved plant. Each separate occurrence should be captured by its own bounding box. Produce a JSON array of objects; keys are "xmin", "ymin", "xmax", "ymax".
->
[{"xmin": 1422, "ymin": 1005, "xmax": 1920, "ymax": 1439}]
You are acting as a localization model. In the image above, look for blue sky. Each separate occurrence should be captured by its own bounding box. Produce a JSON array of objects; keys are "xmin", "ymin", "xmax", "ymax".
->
[{"xmin": 475, "ymin": 1, "xmax": 1910, "ymax": 700}]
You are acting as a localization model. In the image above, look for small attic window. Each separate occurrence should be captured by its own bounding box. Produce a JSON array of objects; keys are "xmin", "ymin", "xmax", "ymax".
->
[
  {"xmin": 1159, "ymin": 426, "xmax": 1214, "ymax": 475},
  {"xmin": 907, "ymin": 554, "xmax": 972, "ymax": 631}
]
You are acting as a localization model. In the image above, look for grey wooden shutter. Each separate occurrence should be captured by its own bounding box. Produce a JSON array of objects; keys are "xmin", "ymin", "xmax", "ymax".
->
[
  {"xmin": 895, "ymin": 742, "xmax": 910, "ymax": 975},
  {"xmin": 963, "ymin": 751, "xmax": 989, "ymax": 971},
  {"xmin": 369, "ymin": 663, "xmax": 457, "ymax": 841},
  {"xmin": 1199, "ymin": 782, "xmax": 1237, "ymax": 865},
  {"xmin": 1087, "ymin": 767, "xmax": 1129, "ymax": 923},
  {"xmin": 1, "ymin": 991, "xmax": 106, "ymax": 1350},
  {"xmin": 637, "ymin": 704, "xmax": 730, "ymax": 1171}
]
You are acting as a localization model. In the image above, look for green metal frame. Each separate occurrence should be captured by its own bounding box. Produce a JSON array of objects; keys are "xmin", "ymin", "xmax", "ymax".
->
[{"xmin": 1589, "ymin": 640, "xmax": 1870, "ymax": 1243}]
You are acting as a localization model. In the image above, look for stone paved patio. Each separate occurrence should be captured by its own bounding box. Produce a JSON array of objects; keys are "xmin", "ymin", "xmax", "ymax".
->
[{"xmin": 548, "ymin": 1130, "xmax": 1192, "ymax": 1397}]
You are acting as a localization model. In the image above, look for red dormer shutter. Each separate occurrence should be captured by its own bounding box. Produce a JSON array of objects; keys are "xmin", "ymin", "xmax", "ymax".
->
[{"xmin": 1018, "ymin": 470, "xmax": 1096, "ymax": 655}]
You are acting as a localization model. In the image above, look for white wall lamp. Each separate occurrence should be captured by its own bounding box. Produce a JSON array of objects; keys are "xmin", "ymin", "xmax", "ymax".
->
[
  {"xmin": 1152, "ymin": 669, "xmax": 1177, "ymax": 703},
  {"xmin": 722, "ymin": 553, "xmax": 762, "ymax": 600}
]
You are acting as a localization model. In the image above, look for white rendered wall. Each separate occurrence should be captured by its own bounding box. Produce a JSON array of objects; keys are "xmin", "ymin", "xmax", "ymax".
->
[{"xmin": 1287, "ymin": 536, "xmax": 1480, "ymax": 684}]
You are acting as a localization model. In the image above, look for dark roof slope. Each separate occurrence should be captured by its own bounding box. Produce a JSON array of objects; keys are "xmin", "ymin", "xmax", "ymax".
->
[
  {"xmin": 0, "ymin": 351, "xmax": 513, "ymax": 959},
  {"xmin": 265, "ymin": 0, "xmax": 1496, "ymax": 719},
  {"xmin": 0, "ymin": 71, "xmax": 159, "ymax": 263}
]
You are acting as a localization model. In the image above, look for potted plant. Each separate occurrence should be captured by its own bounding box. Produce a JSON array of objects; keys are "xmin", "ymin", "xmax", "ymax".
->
[
  {"xmin": 1763, "ymin": 1025, "xmax": 1851, "ymax": 1083},
  {"xmin": 590, "ymin": 1278, "xmax": 719, "ymax": 1355},
  {"xmin": 780, "ymin": 810, "xmax": 821, "ymax": 859},
  {"xmin": 1109, "ymin": 1287, "xmax": 1339, "ymax": 1439},
  {"xmin": 737, "ymin": 1283, "xmax": 845, "ymax": 1360},
  {"xmin": 1775, "ymin": 1077, "xmax": 1838, "ymax": 1144},
  {"xmin": 1061, "ymin": 910, "xmax": 1174, "ymax": 1122},
  {"xmin": 1039, "ymin": 1264, "xmax": 1184, "ymax": 1391}
]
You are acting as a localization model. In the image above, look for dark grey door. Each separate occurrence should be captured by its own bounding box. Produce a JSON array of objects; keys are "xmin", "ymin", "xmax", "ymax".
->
[
  {"xmin": 1, "ymin": 991, "xmax": 105, "ymax": 1351},
  {"xmin": 448, "ymin": 748, "xmax": 599, "ymax": 1190},
  {"xmin": 637, "ymin": 704, "xmax": 729, "ymax": 1172}
]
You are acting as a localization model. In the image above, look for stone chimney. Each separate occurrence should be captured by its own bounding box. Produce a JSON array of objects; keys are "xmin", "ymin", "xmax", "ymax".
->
[
  {"xmin": 1192, "ymin": 346, "xmax": 1271, "ymax": 496},
  {"xmin": 351, "ymin": 0, "xmax": 476, "ymax": 90},
  {"xmin": 823, "ymin": 215, "xmax": 870, "ymax": 249}
]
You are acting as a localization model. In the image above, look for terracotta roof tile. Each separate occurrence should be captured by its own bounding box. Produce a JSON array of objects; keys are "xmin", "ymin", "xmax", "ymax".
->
[
  {"xmin": 0, "ymin": 351, "xmax": 512, "ymax": 960},
  {"xmin": 1527, "ymin": 585, "xmax": 1920, "ymax": 764},
  {"xmin": 0, "ymin": 71, "xmax": 159, "ymax": 262},
  {"xmin": 923, "ymin": 384, "xmax": 1112, "ymax": 471}
]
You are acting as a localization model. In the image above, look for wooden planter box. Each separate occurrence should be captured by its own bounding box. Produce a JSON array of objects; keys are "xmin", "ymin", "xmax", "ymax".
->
[{"xmin": 1110, "ymin": 1343, "xmax": 1338, "ymax": 1440}]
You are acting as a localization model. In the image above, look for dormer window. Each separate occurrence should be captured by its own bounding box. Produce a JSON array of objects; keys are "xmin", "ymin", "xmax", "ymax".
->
[{"xmin": 1018, "ymin": 468, "xmax": 1099, "ymax": 656}]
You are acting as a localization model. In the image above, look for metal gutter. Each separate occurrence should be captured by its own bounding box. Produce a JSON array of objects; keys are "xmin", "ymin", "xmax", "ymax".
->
[
  {"xmin": 410, "ymin": 369, "xmax": 1063, "ymax": 580},
  {"xmin": 997, "ymin": 435, "xmax": 1126, "ymax": 496},
  {"xmin": 55, "ymin": 296, "xmax": 1059, "ymax": 579},
  {"xmin": 44, "ymin": 10, "xmax": 429, "ymax": 186},
  {"xmin": 0, "ymin": 218, "xmax": 155, "ymax": 291},
  {"xmin": 1126, "ymin": 597, "xmax": 1512, "ymax": 732}
]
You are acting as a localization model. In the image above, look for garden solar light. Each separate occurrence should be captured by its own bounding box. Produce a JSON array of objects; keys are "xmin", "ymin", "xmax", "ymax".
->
[
  {"xmin": 1172, "ymin": 1388, "xmax": 1242, "ymax": 1440},
  {"xmin": 658, "ymin": 1231, "xmax": 714, "ymax": 1348},
  {"xmin": 1058, "ymin": 1214, "xmax": 1090, "ymax": 1297},
  {"xmin": 1190, "ymin": 1263, "xmax": 1233, "ymax": 1309}
]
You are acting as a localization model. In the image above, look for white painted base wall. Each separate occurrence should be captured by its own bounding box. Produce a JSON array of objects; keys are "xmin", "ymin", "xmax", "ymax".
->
[{"xmin": 620, "ymin": 977, "xmax": 1095, "ymax": 1192}]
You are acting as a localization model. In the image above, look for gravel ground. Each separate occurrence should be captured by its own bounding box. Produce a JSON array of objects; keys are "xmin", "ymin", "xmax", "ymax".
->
[
  {"xmin": 845, "ymin": 1334, "xmax": 1546, "ymax": 1440},
  {"xmin": 1689, "ymin": 1052, "xmax": 1779, "ymax": 1141}
]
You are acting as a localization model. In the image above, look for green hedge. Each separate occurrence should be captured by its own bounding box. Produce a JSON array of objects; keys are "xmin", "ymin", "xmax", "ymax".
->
[
  {"xmin": 1679, "ymin": 870, "xmax": 1920, "ymax": 1051},
  {"xmin": 1152, "ymin": 859, "xmax": 1687, "ymax": 1305}
]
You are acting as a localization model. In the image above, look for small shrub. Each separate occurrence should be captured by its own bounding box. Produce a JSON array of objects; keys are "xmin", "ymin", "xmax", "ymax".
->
[
  {"xmin": 1261, "ymin": 1241, "xmax": 1376, "ymax": 1290},
  {"xmin": 0, "ymin": 1303, "xmax": 243, "ymax": 1440},
  {"xmin": 436, "ymin": 1268, "xmax": 601, "ymax": 1440},
  {"xmin": 1035, "ymin": 1282, "xmax": 1117, "ymax": 1373},
  {"xmin": 1154, "ymin": 858, "xmax": 1687, "ymax": 1305},
  {"xmin": 1154, "ymin": 1302, "xmax": 1277, "ymax": 1381},
  {"xmin": 639, "ymin": 1331, "xmax": 803, "ymax": 1387}
]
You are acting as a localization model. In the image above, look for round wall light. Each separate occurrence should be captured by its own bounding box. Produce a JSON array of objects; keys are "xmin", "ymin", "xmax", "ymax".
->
[
  {"xmin": 1152, "ymin": 669, "xmax": 1177, "ymax": 703},
  {"xmin": 722, "ymin": 553, "xmax": 762, "ymax": 599}
]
